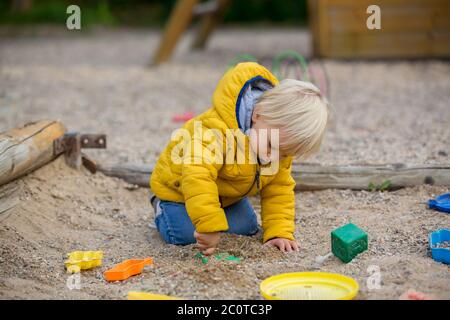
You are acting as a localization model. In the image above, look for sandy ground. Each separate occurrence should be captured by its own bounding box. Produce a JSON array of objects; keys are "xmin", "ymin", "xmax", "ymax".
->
[{"xmin": 0, "ymin": 27, "xmax": 449, "ymax": 299}]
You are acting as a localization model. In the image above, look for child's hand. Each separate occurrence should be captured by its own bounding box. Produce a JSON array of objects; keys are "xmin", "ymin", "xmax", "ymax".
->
[
  {"xmin": 194, "ymin": 231, "xmax": 220, "ymax": 255},
  {"xmin": 264, "ymin": 237, "xmax": 299, "ymax": 253}
]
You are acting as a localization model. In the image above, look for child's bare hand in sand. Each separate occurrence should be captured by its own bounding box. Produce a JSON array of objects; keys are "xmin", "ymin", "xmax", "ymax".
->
[
  {"xmin": 265, "ymin": 237, "xmax": 299, "ymax": 253},
  {"xmin": 194, "ymin": 231, "xmax": 220, "ymax": 255}
]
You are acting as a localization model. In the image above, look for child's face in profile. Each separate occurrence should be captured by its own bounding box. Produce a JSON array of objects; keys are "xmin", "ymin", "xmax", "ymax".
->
[{"xmin": 250, "ymin": 112, "xmax": 288, "ymax": 164}]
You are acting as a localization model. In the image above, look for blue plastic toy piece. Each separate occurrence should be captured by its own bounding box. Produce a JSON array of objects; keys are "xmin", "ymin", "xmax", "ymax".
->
[
  {"xmin": 429, "ymin": 229, "xmax": 450, "ymax": 265},
  {"xmin": 428, "ymin": 193, "xmax": 450, "ymax": 213}
]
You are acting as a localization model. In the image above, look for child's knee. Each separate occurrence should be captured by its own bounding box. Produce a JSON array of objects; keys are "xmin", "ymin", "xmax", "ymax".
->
[
  {"xmin": 154, "ymin": 202, "xmax": 196, "ymax": 245},
  {"xmin": 230, "ymin": 223, "xmax": 259, "ymax": 237},
  {"xmin": 242, "ymin": 214, "xmax": 259, "ymax": 236},
  {"xmin": 155, "ymin": 214, "xmax": 196, "ymax": 245},
  {"xmin": 172, "ymin": 229, "xmax": 196, "ymax": 245},
  {"xmin": 224, "ymin": 197, "xmax": 259, "ymax": 236}
]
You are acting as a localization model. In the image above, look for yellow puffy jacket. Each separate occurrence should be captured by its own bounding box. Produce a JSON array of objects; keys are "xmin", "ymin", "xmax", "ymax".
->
[{"xmin": 150, "ymin": 62, "xmax": 296, "ymax": 243}]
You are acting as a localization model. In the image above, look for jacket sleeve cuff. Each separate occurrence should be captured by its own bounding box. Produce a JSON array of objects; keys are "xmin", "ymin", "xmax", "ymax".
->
[
  {"xmin": 193, "ymin": 209, "xmax": 229, "ymax": 233},
  {"xmin": 262, "ymin": 225, "xmax": 295, "ymax": 243}
]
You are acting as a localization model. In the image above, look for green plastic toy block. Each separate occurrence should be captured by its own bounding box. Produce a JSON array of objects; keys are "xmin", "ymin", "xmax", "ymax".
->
[
  {"xmin": 193, "ymin": 252, "xmax": 242, "ymax": 265},
  {"xmin": 331, "ymin": 223, "xmax": 368, "ymax": 263}
]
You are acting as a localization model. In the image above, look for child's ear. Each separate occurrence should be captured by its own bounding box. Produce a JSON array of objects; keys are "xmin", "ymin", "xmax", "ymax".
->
[{"xmin": 251, "ymin": 108, "xmax": 259, "ymax": 122}]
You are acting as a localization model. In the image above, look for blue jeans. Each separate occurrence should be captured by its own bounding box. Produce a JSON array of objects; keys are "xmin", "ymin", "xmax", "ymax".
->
[{"xmin": 153, "ymin": 196, "xmax": 259, "ymax": 245}]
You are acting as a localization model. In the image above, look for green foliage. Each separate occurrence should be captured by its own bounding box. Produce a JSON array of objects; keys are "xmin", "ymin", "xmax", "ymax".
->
[
  {"xmin": 0, "ymin": 0, "xmax": 68, "ymax": 25},
  {"xmin": 0, "ymin": 0, "xmax": 116, "ymax": 27},
  {"xmin": 225, "ymin": 0, "xmax": 307, "ymax": 25},
  {"xmin": 368, "ymin": 180, "xmax": 392, "ymax": 192},
  {"xmin": 83, "ymin": 1, "xmax": 116, "ymax": 27},
  {"xmin": 0, "ymin": 0, "xmax": 308, "ymax": 27}
]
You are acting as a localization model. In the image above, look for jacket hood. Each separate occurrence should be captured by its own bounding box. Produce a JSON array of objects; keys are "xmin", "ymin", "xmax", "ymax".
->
[{"xmin": 212, "ymin": 62, "xmax": 279, "ymax": 134}]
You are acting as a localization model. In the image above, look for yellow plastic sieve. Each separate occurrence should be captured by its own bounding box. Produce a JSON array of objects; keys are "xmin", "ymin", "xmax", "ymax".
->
[{"xmin": 260, "ymin": 272, "xmax": 359, "ymax": 300}]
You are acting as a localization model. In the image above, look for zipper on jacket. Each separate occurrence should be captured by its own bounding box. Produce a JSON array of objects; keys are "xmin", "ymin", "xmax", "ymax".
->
[
  {"xmin": 255, "ymin": 169, "xmax": 260, "ymax": 190},
  {"xmin": 255, "ymin": 156, "xmax": 261, "ymax": 191},
  {"xmin": 241, "ymin": 158, "xmax": 261, "ymax": 198}
]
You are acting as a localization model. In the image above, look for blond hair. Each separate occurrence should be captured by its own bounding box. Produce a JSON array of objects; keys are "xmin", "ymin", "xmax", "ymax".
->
[{"xmin": 254, "ymin": 79, "xmax": 329, "ymax": 159}]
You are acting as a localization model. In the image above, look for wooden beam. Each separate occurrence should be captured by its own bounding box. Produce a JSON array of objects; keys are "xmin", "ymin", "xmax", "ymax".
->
[
  {"xmin": 0, "ymin": 120, "xmax": 67, "ymax": 187},
  {"xmin": 152, "ymin": 0, "xmax": 199, "ymax": 65},
  {"xmin": 191, "ymin": 0, "xmax": 232, "ymax": 49},
  {"xmin": 309, "ymin": 0, "xmax": 450, "ymax": 58},
  {"xmin": 98, "ymin": 163, "xmax": 153, "ymax": 188},
  {"xmin": 97, "ymin": 162, "xmax": 450, "ymax": 191},
  {"xmin": 291, "ymin": 163, "xmax": 450, "ymax": 190},
  {"xmin": 193, "ymin": 0, "xmax": 220, "ymax": 16}
]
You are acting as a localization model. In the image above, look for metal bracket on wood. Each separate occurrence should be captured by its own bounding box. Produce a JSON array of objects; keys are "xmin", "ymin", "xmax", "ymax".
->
[{"xmin": 54, "ymin": 132, "xmax": 106, "ymax": 173}]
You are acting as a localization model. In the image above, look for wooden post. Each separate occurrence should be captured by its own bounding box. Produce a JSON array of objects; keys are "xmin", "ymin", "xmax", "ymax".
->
[
  {"xmin": 307, "ymin": 0, "xmax": 320, "ymax": 57},
  {"xmin": 152, "ymin": 0, "xmax": 199, "ymax": 65},
  {"xmin": 191, "ymin": 0, "xmax": 232, "ymax": 49},
  {"xmin": 0, "ymin": 120, "xmax": 67, "ymax": 187}
]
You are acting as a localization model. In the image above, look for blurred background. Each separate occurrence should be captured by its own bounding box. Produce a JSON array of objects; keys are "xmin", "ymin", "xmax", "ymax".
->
[
  {"xmin": 0, "ymin": 0, "xmax": 449, "ymax": 167},
  {"xmin": 1, "ymin": 0, "xmax": 450, "ymax": 301},
  {"xmin": 0, "ymin": 0, "xmax": 307, "ymax": 27}
]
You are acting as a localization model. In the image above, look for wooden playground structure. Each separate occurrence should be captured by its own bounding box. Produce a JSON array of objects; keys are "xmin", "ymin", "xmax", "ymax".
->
[
  {"xmin": 152, "ymin": 0, "xmax": 232, "ymax": 65},
  {"xmin": 153, "ymin": 0, "xmax": 450, "ymax": 64}
]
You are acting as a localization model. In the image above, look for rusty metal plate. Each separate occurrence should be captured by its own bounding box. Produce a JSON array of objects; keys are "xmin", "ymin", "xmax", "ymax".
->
[{"xmin": 80, "ymin": 134, "xmax": 107, "ymax": 149}]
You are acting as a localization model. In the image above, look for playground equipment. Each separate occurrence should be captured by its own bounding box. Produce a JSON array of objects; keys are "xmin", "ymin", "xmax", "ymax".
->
[
  {"xmin": 308, "ymin": 0, "xmax": 450, "ymax": 58},
  {"xmin": 271, "ymin": 51, "xmax": 309, "ymax": 81},
  {"xmin": 153, "ymin": 0, "xmax": 232, "ymax": 65},
  {"xmin": 227, "ymin": 51, "xmax": 329, "ymax": 98},
  {"xmin": 226, "ymin": 54, "xmax": 258, "ymax": 70},
  {"xmin": 154, "ymin": 0, "xmax": 450, "ymax": 64}
]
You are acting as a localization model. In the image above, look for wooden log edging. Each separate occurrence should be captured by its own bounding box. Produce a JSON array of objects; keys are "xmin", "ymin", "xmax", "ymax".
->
[
  {"xmin": 0, "ymin": 120, "xmax": 67, "ymax": 187},
  {"xmin": 97, "ymin": 162, "xmax": 450, "ymax": 191},
  {"xmin": 0, "ymin": 182, "xmax": 20, "ymax": 217},
  {"xmin": 97, "ymin": 163, "xmax": 153, "ymax": 188},
  {"xmin": 291, "ymin": 163, "xmax": 450, "ymax": 191}
]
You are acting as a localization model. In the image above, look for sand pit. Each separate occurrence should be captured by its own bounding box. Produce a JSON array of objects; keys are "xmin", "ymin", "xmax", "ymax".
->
[
  {"xmin": 0, "ymin": 27, "xmax": 449, "ymax": 299},
  {"xmin": 0, "ymin": 157, "xmax": 449, "ymax": 299}
]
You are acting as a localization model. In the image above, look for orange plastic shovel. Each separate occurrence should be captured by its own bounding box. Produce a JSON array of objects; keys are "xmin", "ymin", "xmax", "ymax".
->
[{"xmin": 104, "ymin": 257, "xmax": 153, "ymax": 282}]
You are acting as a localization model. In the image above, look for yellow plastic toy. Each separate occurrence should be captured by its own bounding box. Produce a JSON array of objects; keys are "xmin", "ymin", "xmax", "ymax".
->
[
  {"xmin": 260, "ymin": 272, "xmax": 359, "ymax": 300},
  {"xmin": 127, "ymin": 291, "xmax": 181, "ymax": 300},
  {"xmin": 65, "ymin": 251, "xmax": 103, "ymax": 273}
]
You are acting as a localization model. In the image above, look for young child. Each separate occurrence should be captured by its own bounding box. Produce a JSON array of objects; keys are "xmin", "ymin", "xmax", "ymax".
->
[{"xmin": 150, "ymin": 62, "xmax": 329, "ymax": 255}]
